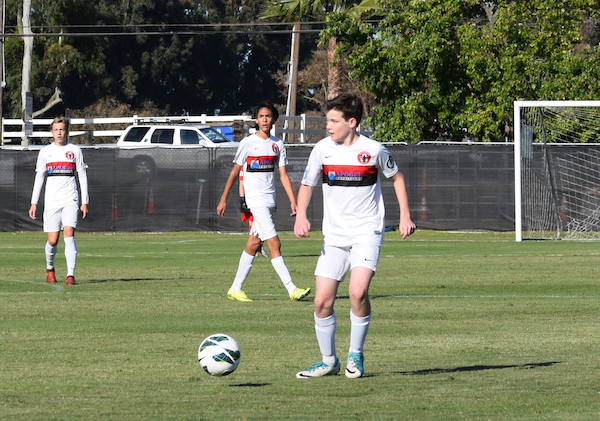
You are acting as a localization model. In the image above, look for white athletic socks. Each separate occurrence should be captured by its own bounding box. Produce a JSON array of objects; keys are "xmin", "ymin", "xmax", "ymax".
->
[
  {"xmin": 315, "ymin": 312, "xmax": 337, "ymax": 364},
  {"xmin": 63, "ymin": 236, "xmax": 77, "ymax": 277},
  {"xmin": 230, "ymin": 251, "xmax": 255, "ymax": 292},
  {"xmin": 45, "ymin": 242, "xmax": 57, "ymax": 270},
  {"xmin": 349, "ymin": 311, "xmax": 371, "ymax": 354},
  {"xmin": 270, "ymin": 255, "xmax": 296, "ymax": 294}
]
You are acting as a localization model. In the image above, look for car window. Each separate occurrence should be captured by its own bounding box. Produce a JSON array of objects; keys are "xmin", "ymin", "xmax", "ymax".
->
[
  {"xmin": 200, "ymin": 127, "xmax": 230, "ymax": 144},
  {"xmin": 151, "ymin": 129, "xmax": 175, "ymax": 144},
  {"xmin": 181, "ymin": 129, "xmax": 200, "ymax": 145},
  {"xmin": 124, "ymin": 127, "xmax": 151, "ymax": 142}
]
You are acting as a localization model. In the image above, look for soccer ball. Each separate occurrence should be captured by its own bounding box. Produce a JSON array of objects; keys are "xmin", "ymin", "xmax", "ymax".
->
[{"xmin": 198, "ymin": 334, "xmax": 241, "ymax": 376}]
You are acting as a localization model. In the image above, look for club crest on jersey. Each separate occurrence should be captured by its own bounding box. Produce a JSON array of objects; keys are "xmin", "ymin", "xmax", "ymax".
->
[
  {"xmin": 272, "ymin": 143, "xmax": 279, "ymax": 154},
  {"xmin": 66, "ymin": 151, "xmax": 75, "ymax": 160},
  {"xmin": 357, "ymin": 151, "xmax": 371, "ymax": 164}
]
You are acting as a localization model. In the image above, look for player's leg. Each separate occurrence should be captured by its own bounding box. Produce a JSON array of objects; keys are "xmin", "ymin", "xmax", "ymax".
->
[
  {"xmin": 297, "ymin": 245, "xmax": 349, "ymax": 378},
  {"xmin": 43, "ymin": 208, "xmax": 62, "ymax": 283},
  {"xmin": 252, "ymin": 207, "xmax": 310, "ymax": 300},
  {"xmin": 227, "ymin": 235, "xmax": 261, "ymax": 302},
  {"xmin": 296, "ymin": 276, "xmax": 341, "ymax": 378},
  {"xmin": 61, "ymin": 205, "xmax": 79, "ymax": 286},
  {"xmin": 344, "ymin": 244, "xmax": 380, "ymax": 378}
]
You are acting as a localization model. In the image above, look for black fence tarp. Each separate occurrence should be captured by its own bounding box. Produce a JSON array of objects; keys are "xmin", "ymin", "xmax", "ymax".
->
[{"xmin": 0, "ymin": 143, "xmax": 516, "ymax": 233}]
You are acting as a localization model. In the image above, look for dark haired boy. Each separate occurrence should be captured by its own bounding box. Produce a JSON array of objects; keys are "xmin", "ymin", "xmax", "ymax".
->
[
  {"xmin": 217, "ymin": 101, "xmax": 311, "ymax": 302},
  {"xmin": 294, "ymin": 93, "xmax": 415, "ymax": 378}
]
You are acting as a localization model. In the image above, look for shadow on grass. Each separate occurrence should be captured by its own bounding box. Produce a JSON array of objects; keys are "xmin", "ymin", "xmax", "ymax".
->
[
  {"xmin": 229, "ymin": 382, "xmax": 272, "ymax": 387},
  {"xmin": 395, "ymin": 361, "xmax": 563, "ymax": 376},
  {"xmin": 88, "ymin": 277, "xmax": 165, "ymax": 284}
]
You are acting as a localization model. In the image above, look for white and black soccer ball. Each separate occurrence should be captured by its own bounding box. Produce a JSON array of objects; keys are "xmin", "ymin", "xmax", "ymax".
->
[{"xmin": 198, "ymin": 334, "xmax": 241, "ymax": 376}]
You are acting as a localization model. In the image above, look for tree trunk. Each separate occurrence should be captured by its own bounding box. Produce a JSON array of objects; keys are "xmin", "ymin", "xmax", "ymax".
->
[{"xmin": 327, "ymin": 37, "xmax": 342, "ymax": 100}]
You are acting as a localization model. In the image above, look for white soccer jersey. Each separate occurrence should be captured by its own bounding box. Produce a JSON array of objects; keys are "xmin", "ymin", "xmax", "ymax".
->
[
  {"xmin": 301, "ymin": 135, "xmax": 399, "ymax": 246},
  {"xmin": 233, "ymin": 134, "xmax": 287, "ymax": 209},
  {"xmin": 31, "ymin": 142, "xmax": 89, "ymax": 209}
]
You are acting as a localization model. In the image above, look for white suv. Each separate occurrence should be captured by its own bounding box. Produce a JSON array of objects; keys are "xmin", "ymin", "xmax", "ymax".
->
[
  {"xmin": 117, "ymin": 120, "xmax": 239, "ymax": 148},
  {"xmin": 115, "ymin": 120, "xmax": 239, "ymax": 180}
]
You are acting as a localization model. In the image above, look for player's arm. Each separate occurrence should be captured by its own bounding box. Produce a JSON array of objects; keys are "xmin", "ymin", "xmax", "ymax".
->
[
  {"xmin": 392, "ymin": 171, "xmax": 416, "ymax": 239},
  {"xmin": 77, "ymin": 157, "xmax": 89, "ymax": 219},
  {"xmin": 29, "ymin": 165, "xmax": 46, "ymax": 220},
  {"xmin": 217, "ymin": 164, "xmax": 242, "ymax": 217},
  {"xmin": 278, "ymin": 166, "xmax": 297, "ymax": 216},
  {"xmin": 294, "ymin": 184, "xmax": 314, "ymax": 238}
]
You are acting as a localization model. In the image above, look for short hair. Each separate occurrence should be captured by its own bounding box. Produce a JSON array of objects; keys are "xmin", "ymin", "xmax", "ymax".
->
[
  {"xmin": 324, "ymin": 93, "xmax": 364, "ymax": 124},
  {"xmin": 252, "ymin": 101, "xmax": 279, "ymax": 123},
  {"xmin": 50, "ymin": 117, "xmax": 70, "ymax": 131}
]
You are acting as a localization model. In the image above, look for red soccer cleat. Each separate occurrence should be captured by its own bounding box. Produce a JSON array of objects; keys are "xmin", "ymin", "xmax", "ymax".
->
[
  {"xmin": 46, "ymin": 269, "xmax": 57, "ymax": 284},
  {"xmin": 66, "ymin": 276, "xmax": 77, "ymax": 286}
]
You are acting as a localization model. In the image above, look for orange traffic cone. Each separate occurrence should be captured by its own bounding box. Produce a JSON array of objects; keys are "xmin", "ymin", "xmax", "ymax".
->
[
  {"xmin": 148, "ymin": 187, "xmax": 155, "ymax": 214},
  {"xmin": 111, "ymin": 193, "xmax": 119, "ymax": 221}
]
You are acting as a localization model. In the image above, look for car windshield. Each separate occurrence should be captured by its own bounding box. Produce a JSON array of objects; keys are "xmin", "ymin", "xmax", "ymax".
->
[
  {"xmin": 180, "ymin": 129, "xmax": 200, "ymax": 145},
  {"xmin": 200, "ymin": 127, "xmax": 230, "ymax": 144}
]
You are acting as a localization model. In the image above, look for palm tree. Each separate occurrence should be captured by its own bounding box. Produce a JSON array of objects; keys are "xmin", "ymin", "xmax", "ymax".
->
[{"xmin": 260, "ymin": 0, "xmax": 378, "ymax": 102}]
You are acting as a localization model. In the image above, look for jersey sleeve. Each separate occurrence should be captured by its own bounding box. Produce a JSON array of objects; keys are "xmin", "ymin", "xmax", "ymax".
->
[
  {"xmin": 76, "ymin": 149, "xmax": 89, "ymax": 205},
  {"xmin": 233, "ymin": 138, "xmax": 249, "ymax": 167},
  {"xmin": 378, "ymin": 144, "xmax": 399, "ymax": 179},
  {"xmin": 276, "ymin": 139, "xmax": 288, "ymax": 167},
  {"xmin": 300, "ymin": 143, "xmax": 323, "ymax": 187},
  {"xmin": 30, "ymin": 150, "xmax": 46, "ymax": 204}
]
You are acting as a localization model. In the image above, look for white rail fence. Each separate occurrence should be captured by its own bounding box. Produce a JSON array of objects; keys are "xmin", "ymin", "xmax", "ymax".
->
[{"xmin": 0, "ymin": 114, "xmax": 355, "ymax": 145}]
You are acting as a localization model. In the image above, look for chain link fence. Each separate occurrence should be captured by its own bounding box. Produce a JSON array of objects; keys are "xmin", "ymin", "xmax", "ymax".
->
[{"xmin": 0, "ymin": 143, "xmax": 516, "ymax": 233}]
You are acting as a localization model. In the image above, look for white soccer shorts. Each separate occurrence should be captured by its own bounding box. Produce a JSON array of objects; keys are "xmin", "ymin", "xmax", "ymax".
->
[
  {"xmin": 43, "ymin": 205, "xmax": 79, "ymax": 233},
  {"xmin": 248, "ymin": 206, "xmax": 277, "ymax": 241},
  {"xmin": 314, "ymin": 243, "xmax": 381, "ymax": 282}
]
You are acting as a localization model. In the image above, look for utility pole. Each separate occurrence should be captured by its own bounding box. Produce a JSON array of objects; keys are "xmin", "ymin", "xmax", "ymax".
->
[
  {"xmin": 21, "ymin": 0, "xmax": 32, "ymax": 146},
  {"xmin": 0, "ymin": 0, "xmax": 4, "ymax": 145},
  {"xmin": 284, "ymin": 22, "xmax": 300, "ymax": 143}
]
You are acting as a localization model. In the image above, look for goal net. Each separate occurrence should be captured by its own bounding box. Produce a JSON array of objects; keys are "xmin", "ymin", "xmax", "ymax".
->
[{"xmin": 515, "ymin": 101, "xmax": 600, "ymax": 241}]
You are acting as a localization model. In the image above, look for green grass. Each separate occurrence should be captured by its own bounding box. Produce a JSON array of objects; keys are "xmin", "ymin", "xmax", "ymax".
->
[{"xmin": 2, "ymin": 230, "xmax": 600, "ymax": 420}]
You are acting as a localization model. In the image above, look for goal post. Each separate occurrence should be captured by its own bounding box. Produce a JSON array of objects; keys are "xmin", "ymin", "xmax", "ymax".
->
[{"xmin": 515, "ymin": 100, "xmax": 600, "ymax": 241}]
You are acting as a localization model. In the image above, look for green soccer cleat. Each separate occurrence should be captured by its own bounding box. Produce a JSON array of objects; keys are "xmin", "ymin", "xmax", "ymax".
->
[
  {"xmin": 296, "ymin": 359, "xmax": 340, "ymax": 378},
  {"xmin": 345, "ymin": 352, "xmax": 364, "ymax": 378},
  {"xmin": 227, "ymin": 289, "xmax": 253, "ymax": 302},
  {"xmin": 289, "ymin": 287, "xmax": 311, "ymax": 301}
]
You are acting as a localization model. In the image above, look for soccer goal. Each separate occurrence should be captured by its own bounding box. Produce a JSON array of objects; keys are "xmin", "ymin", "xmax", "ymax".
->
[{"xmin": 515, "ymin": 100, "xmax": 600, "ymax": 241}]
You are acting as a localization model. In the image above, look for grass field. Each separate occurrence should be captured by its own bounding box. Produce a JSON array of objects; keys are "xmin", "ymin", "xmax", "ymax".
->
[{"xmin": 2, "ymin": 230, "xmax": 600, "ymax": 420}]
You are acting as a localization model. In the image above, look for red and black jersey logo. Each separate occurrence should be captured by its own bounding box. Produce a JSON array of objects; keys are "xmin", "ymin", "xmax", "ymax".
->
[
  {"xmin": 65, "ymin": 151, "xmax": 75, "ymax": 160},
  {"xmin": 357, "ymin": 151, "xmax": 371, "ymax": 164},
  {"xmin": 246, "ymin": 155, "xmax": 277, "ymax": 172},
  {"xmin": 321, "ymin": 164, "xmax": 378, "ymax": 186}
]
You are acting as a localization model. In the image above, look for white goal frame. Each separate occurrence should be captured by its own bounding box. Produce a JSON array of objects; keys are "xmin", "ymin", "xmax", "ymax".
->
[{"xmin": 514, "ymin": 100, "xmax": 600, "ymax": 241}]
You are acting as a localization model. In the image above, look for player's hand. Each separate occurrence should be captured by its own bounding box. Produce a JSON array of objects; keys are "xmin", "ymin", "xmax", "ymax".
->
[
  {"xmin": 399, "ymin": 217, "xmax": 416, "ymax": 239},
  {"xmin": 294, "ymin": 216, "xmax": 311, "ymax": 238},
  {"xmin": 80, "ymin": 204, "xmax": 88, "ymax": 219},
  {"xmin": 216, "ymin": 201, "xmax": 226, "ymax": 217},
  {"xmin": 28, "ymin": 204, "xmax": 37, "ymax": 220},
  {"xmin": 290, "ymin": 203, "xmax": 298, "ymax": 217}
]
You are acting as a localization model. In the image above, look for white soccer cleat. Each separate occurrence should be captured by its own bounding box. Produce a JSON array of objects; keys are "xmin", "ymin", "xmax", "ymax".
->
[
  {"xmin": 296, "ymin": 359, "xmax": 340, "ymax": 378},
  {"xmin": 345, "ymin": 352, "xmax": 364, "ymax": 378}
]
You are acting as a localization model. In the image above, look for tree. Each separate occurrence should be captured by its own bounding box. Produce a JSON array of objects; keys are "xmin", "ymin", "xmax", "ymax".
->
[
  {"xmin": 260, "ymin": 0, "xmax": 376, "ymax": 101},
  {"xmin": 2, "ymin": 0, "xmax": 299, "ymax": 119},
  {"xmin": 326, "ymin": 0, "xmax": 600, "ymax": 143}
]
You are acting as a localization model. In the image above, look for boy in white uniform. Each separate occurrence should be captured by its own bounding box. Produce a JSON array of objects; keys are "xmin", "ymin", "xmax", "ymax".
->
[
  {"xmin": 217, "ymin": 101, "xmax": 310, "ymax": 302},
  {"xmin": 29, "ymin": 117, "xmax": 89, "ymax": 285},
  {"xmin": 294, "ymin": 93, "xmax": 415, "ymax": 378}
]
